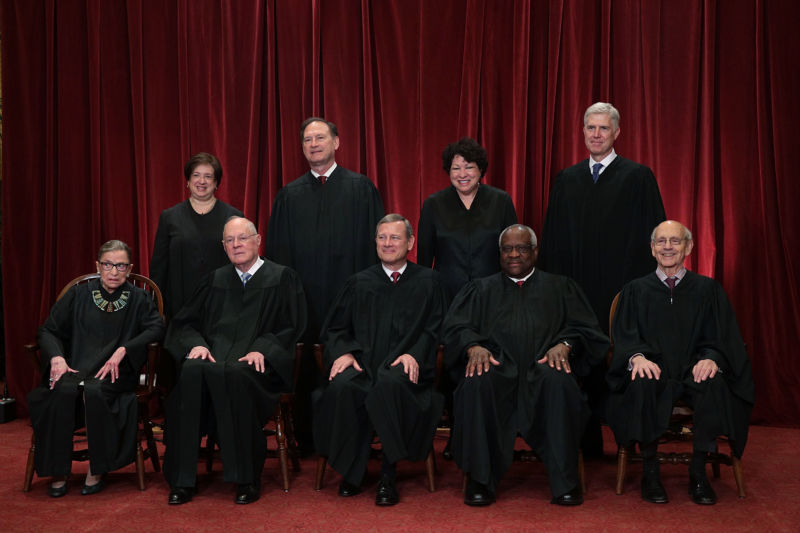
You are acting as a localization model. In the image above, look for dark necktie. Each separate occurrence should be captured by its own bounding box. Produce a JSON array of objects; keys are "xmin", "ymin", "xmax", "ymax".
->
[
  {"xmin": 516, "ymin": 280, "xmax": 524, "ymax": 287},
  {"xmin": 391, "ymin": 271, "xmax": 401, "ymax": 284},
  {"xmin": 666, "ymin": 276, "xmax": 677, "ymax": 303},
  {"xmin": 319, "ymin": 174, "xmax": 326, "ymax": 185},
  {"xmin": 592, "ymin": 162, "xmax": 603, "ymax": 183}
]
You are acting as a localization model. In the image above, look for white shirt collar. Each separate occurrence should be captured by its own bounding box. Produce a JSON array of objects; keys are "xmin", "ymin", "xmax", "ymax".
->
[
  {"xmin": 312, "ymin": 161, "xmax": 338, "ymax": 180},
  {"xmin": 588, "ymin": 148, "xmax": 617, "ymax": 174},
  {"xmin": 508, "ymin": 267, "xmax": 535, "ymax": 284},
  {"xmin": 235, "ymin": 257, "xmax": 265, "ymax": 280},
  {"xmin": 382, "ymin": 262, "xmax": 408, "ymax": 280}
]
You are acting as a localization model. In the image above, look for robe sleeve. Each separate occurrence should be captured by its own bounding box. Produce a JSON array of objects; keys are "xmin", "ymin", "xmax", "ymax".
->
[
  {"xmin": 401, "ymin": 275, "xmax": 447, "ymax": 382},
  {"xmin": 149, "ymin": 209, "xmax": 171, "ymax": 293},
  {"xmin": 164, "ymin": 275, "xmax": 214, "ymax": 363},
  {"xmin": 623, "ymin": 168, "xmax": 666, "ymax": 281},
  {"xmin": 265, "ymin": 191, "xmax": 293, "ymax": 267},
  {"xmin": 319, "ymin": 276, "xmax": 364, "ymax": 371},
  {"xmin": 502, "ymin": 193, "xmax": 518, "ymax": 227},
  {"xmin": 120, "ymin": 290, "xmax": 166, "ymax": 372},
  {"xmin": 553, "ymin": 277, "xmax": 610, "ymax": 377},
  {"xmin": 416, "ymin": 198, "xmax": 436, "ymax": 268},
  {"xmin": 36, "ymin": 286, "xmax": 76, "ymax": 364},
  {"xmin": 537, "ymin": 171, "xmax": 568, "ymax": 273},
  {"xmin": 441, "ymin": 282, "xmax": 494, "ymax": 374}
]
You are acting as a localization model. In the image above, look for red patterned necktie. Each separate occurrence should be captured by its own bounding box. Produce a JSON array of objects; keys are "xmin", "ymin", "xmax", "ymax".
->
[
  {"xmin": 666, "ymin": 276, "xmax": 676, "ymax": 303},
  {"xmin": 319, "ymin": 174, "xmax": 326, "ymax": 185},
  {"xmin": 516, "ymin": 280, "xmax": 524, "ymax": 286},
  {"xmin": 391, "ymin": 272, "xmax": 401, "ymax": 284}
]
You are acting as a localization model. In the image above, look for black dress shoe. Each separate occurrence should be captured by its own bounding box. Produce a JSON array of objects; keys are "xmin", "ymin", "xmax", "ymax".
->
[
  {"xmin": 168, "ymin": 487, "xmax": 194, "ymax": 505},
  {"xmin": 464, "ymin": 477, "xmax": 494, "ymax": 506},
  {"xmin": 375, "ymin": 475, "xmax": 399, "ymax": 506},
  {"xmin": 688, "ymin": 474, "xmax": 717, "ymax": 505},
  {"xmin": 235, "ymin": 483, "xmax": 260, "ymax": 505},
  {"xmin": 338, "ymin": 480, "xmax": 362, "ymax": 497},
  {"xmin": 80, "ymin": 479, "xmax": 105, "ymax": 496},
  {"xmin": 48, "ymin": 482, "xmax": 68, "ymax": 498},
  {"xmin": 641, "ymin": 472, "xmax": 669, "ymax": 503},
  {"xmin": 551, "ymin": 486, "xmax": 583, "ymax": 506}
]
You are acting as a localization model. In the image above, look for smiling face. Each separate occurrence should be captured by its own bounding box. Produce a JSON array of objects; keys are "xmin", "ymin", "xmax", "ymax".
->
[
  {"xmin": 449, "ymin": 154, "xmax": 482, "ymax": 197},
  {"xmin": 223, "ymin": 218, "xmax": 261, "ymax": 272},
  {"xmin": 499, "ymin": 227, "xmax": 537, "ymax": 278},
  {"xmin": 376, "ymin": 221, "xmax": 414, "ymax": 271},
  {"xmin": 651, "ymin": 221, "xmax": 693, "ymax": 275},
  {"xmin": 96, "ymin": 249, "xmax": 132, "ymax": 293},
  {"xmin": 187, "ymin": 163, "xmax": 217, "ymax": 202},
  {"xmin": 302, "ymin": 121, "xmax": 339, "ymax": 172},
  {"xmin": 583, "ymin": 112, "xmax": 620, "ymax": 161}
]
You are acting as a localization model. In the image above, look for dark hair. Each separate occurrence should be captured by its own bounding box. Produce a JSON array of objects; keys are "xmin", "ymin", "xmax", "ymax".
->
[
  {"xmin": 300, "ymin": 117, "xmax": 339, "ymax": 141},
  {"xmin": 97, "ymin": 239, "xmax": 132, "ymax": 262},
  {"xmin": 441, "ymin": 137, "xmax": 489, "ymax": 177},
  {"xmin": 184, "ymin": 152, "xmax": 223, "ymax": 185}
]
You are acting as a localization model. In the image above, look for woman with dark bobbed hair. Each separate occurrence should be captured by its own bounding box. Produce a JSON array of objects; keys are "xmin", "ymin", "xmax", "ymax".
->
[
  {"xmin": 150, "ymin": 153, "xmax": 244, "ymax": 322},
  {"xmin": 417, "ymin": 138, "xmax": 517, "ymax": 302},
  {"xmin": 28, "ymin": 240, "xmax": 164, "ymax": 496}
]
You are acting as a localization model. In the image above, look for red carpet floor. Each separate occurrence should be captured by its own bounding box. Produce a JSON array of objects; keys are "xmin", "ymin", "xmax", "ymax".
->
[{"xmin": 1, "ymin": 419, "xmax": 799, "ymax": 532}]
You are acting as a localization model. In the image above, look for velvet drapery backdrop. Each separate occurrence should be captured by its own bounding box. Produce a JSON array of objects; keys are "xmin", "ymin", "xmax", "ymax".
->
[{"xmin": 2, "ymin": 0, "xmax": 798, "ymax": 425}]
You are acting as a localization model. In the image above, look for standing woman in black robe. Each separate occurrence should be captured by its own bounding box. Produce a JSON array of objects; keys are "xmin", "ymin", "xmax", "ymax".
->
[
  {"xmin": 417, "ymin": 138, "xmax": 517, "ymax": 456},
  {"xmin": 27, "ymin": 240, "xmax": 165, "ymax": 497},
  {"xmin": 149, "ymin": 153, "xmax": 243, "ymax": 386},
  {"xmin": 417, "ymin": 138, "xmax": 518, "ymax": 303}
]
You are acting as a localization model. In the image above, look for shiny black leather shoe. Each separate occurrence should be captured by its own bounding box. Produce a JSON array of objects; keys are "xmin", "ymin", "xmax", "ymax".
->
[
  {"xmin": 688, "ymin": 474, "xmax": 717, "ymax": 505},
  {"xmin": 168, "ymin": 487, "xmax": 194, "ymax": 505},
  {"xmin": 464, "ymin": 477, "xmax": 495, "ymax": 506},
  {"xmin": 80, "ymin": 479, "xmax": 106, "ymax": 496},
  {"xmin": 48, "ymin": 481, "xmax": 68, "ymax": 498},
  {"xmin": 641, "ymin": 472, "xmax": 669, "ymax": 503},
  {"xmin": 551, "ymin": 486, "xmax": 583, "ymax": 506},
  {"xmin": 235, "ymin": 483, "xmax": 260, "ymax": 505},
  {"xmin": 338, "ymin": 480, "xmax": 362, "ymax": 497},
  {"xmin": 375, "ymin": 475, "xmax": 399, "ymax": 506}
]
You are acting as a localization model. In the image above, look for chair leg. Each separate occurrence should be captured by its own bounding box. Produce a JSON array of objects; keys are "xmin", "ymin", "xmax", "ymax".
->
[
  {"xmin": 275, "ymin": 408, "xmax": 290, "ymax": 492},
  {"xmin": 425, "ymin": 448, "xmax": 436, "ymax": 492},
  {"xmin": 136, "ymin": 442, "xmax": 146, "ymax": 491},
  {"xmin": 23, "ymin": 433, "xmax": 36, "ymax": 492},
  {"xmin": 283, "ymin": 400, "xmax": 301, "ymax": 473},
  {"xmin": 143, "ymin": 419, "xmax": 161, "ymax": 472},
  {"xmin": 712, "ymin": 443, "xmax": 721, "ymax": 478},
  {"xmin": 578, "ymin": 449, "xmax": 586, "ymax": 495},
  {"xmin": 314, "ymin": 456, "xmax": 327, "ymax": 491},
  {"xmin": 205, "ymin": 435, "xmax": 215, "ymax": 473},
  {"xmin": 731, "ymin": 454, "xmax": 746, "ymax": 498},
  {"xmin": 615, "ymin": 445, "xmax": 628, "ymax": 495}
]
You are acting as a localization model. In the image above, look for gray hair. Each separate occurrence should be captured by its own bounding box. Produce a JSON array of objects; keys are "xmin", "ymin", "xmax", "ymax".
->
[
  {"xmin": 650, "ymin": 221, "xmax": 693, "ymax": 242},
  {"xmin": 498, "ymin": 224, "xmax": 538, "ymax": 248},
  {"xmin": 376, "ymin": 213, "xmax": 414, "ymax": 239},
  {"xmin": 97, "ymin": 239, "xmax": 131, "ymax": 261},
  {"xmin": 223, "ymin": 216, "xmax": 258, "ymax": 237},
  {"xmin": 584, "ymin": 102, "xmax": 620, "ymax": 131}
]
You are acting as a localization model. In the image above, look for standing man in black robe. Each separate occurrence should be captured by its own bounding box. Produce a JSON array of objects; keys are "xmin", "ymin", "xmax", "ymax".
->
[
  {"xmin": 606, "ymin": 220, "xmax": 754, "ymax": 505},
  {"xmin": 163, "ymin": 216, "xmax": 307, "ymax": 505},
  {"xmin": 267, "ymin": 117, "xmax": 385, "ymax": 452},
  {"xmin": 443, "ymin": 224, "xmax": 609, "ymax": 507},
  {"xmin": 314, "ymin": 214, "xmax": 446, "ymax": 506},
  {"xmin": 539, "ymin": 101, "xmax": 666, "ymax": 456}
]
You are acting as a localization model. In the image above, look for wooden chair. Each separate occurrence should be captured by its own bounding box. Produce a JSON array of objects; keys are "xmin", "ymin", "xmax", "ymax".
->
[
  {"xmin": 204, "ymin": 343, "xmax": 304, "ymax": 492},
  {"xmin": 23, "ymin": 273, "xmax": 164, "ymax": 491},
  {"xmin": 608, "ymin": 292, "xmax": 746, "ymax": 497},
  {"xmin": 313, "ymin": 343, "xmax": 440, "ymax": 492}
]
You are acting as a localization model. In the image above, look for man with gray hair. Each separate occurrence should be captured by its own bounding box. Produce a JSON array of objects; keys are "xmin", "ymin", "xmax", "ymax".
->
[
  {"xmin": 539, "ymin": 102, "xmax": 666, "ymax": 457},
  {"xmin": 606, "ymin": 220, "xmax": 753, "ymax": 505},
  {"xmin": 443, "ymin": 224, "xmax": 608, "ymax": 506},
  {"xmin": 314, "ymin": 214, "xmax": 447, "ymax": 506}
]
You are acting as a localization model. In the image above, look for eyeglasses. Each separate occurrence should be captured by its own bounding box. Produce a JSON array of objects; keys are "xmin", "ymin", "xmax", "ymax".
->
[
  {"xmin": 222, "ymin": 234, "xmax": 257, "ymax": 246},
  {"xmin": 99, "ymin": 261, "xmax": 130, "ymax": 272},
  {"xmin": 653, "ymin": 237, "xmax": 685, "ymax": 247},
  {"xmin": 500, "ymin": 245, "xmax": 534, "ymax": 255}
]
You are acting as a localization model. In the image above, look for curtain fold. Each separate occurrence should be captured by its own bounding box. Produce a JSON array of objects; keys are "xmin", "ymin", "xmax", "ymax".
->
[{"xmin": 2, "ymin": 0, "xmax": 799, "ymax": 425}]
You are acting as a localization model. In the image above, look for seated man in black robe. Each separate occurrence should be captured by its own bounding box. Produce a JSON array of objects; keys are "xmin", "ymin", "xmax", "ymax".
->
[
  {"xmin": 606, "ymin": 220, "xmax": 754, "ymax": 505},
  {"xmin": 443, "ymin": 224, "xmax": 609, "ymax": 507},
  {"xmin": 313, "ymin": 214, "xmax": 447, "ymax": 506},
  {"xmin": 163, "ymin": 216, "xmax": 307, "ymax": 505}
]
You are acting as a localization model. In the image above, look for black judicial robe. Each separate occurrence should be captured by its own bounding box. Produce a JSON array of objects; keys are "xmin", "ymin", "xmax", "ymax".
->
[
  {"xmin": 442, "ymin": 270, "xmax": 609, "ymax": 494},
  {"xmin": 606, "ymin": 271, "xmax": 754, "ymax": 457},
  {"xmin": 265, "ymin": 166, "xmax": 385, "ymax": 337},
  {"xmin": 313, "ymin": 263, "xmax": 447, "ymax": 486},
  {"xmin": 417, "ymin": 184, "xmax": 517, "ymax": 302},
  {"xmin": 539, "ymin": 156, "xmax": 665, "ymax": 332},
  {"xmin": 28, "ymin": 280, "xmax": 164, "ymax": 477},
  {"xmin": 163, "ymin": 260, "xmax": 307, "ymax": 486},
  {"xmin": 150, "ymin": 199, "xmax": 243, "ymax": 319}
]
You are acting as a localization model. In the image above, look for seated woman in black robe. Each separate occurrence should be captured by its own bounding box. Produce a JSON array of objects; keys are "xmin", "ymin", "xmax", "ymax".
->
[{"xmin": 27, "ymin": 240, "xmax": 165, "ymax": 497}]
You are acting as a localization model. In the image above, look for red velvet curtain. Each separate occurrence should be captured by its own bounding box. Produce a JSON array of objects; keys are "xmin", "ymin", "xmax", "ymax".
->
[{"xmin": 2, "ymin": 0, "xmax": 799, "ymax": 425}]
